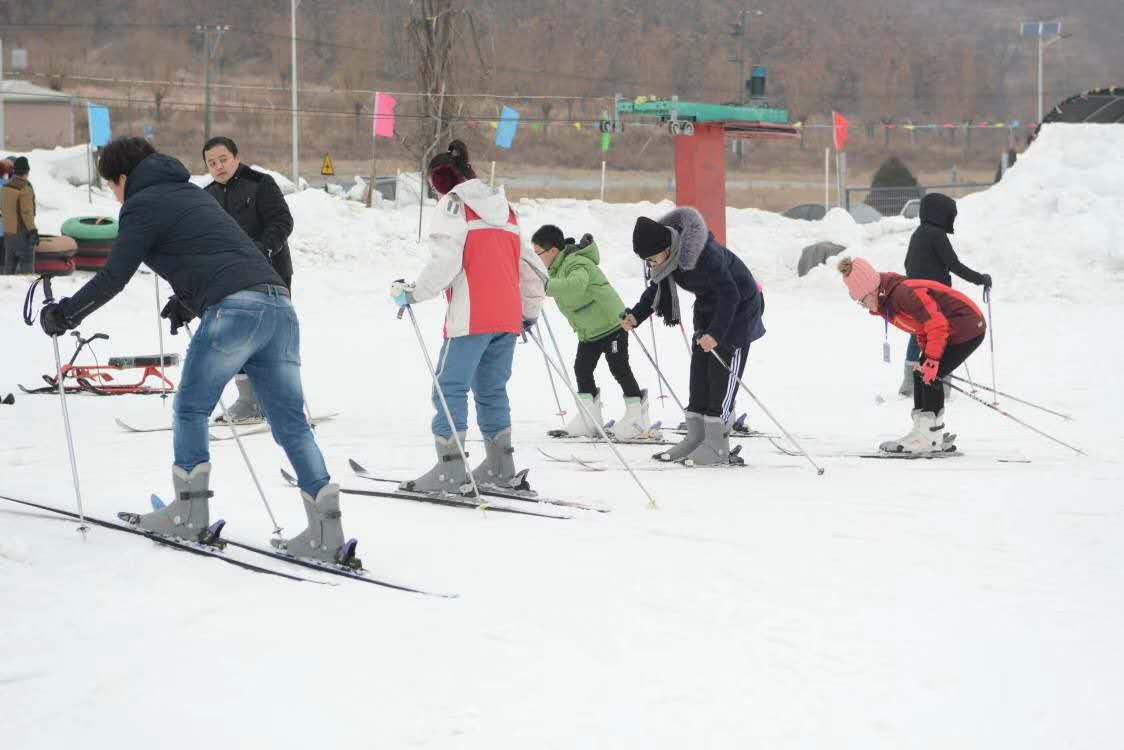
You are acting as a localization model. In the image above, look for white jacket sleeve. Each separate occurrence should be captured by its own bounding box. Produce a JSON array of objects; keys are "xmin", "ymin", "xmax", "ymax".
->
[
  {"xmin": 409, "ymin": 194, "xmax": 469, "ymax": 304},
  {"xmin": 520, "ymin": 243, "xmax": 548, "ymax": 322}
]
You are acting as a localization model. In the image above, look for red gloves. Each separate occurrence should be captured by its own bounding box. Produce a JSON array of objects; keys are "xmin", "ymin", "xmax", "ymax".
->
[{"xmin": 919, "ymin": 358, "xmax": 940, "ymax": 385}]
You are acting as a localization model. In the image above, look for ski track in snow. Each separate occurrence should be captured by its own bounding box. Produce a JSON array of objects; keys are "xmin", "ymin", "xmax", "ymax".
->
[{"xmin": 0, "ymin": 124, "xmax": 1123, "ymax": 748}]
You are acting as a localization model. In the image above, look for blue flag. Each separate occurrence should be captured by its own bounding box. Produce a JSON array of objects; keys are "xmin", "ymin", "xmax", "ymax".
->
[
  {"xmin": 87, "ymin": 105, "xmax": 112, "ymax": 148},
  {"xmin": 495, "ymin": 106, "xmax": 520, "ymax": 149}
]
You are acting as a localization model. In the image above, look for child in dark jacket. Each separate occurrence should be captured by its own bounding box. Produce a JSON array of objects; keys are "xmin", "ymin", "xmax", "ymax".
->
[
  {"xmin": 899, "ymin": 193, "xmax": 992, "ymax": 396},
  {"xmin": 622, "ymin": 207, "xmax": 765, "ymax": 467}
]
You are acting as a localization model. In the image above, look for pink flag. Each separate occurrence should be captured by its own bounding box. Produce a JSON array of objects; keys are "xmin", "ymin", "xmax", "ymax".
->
[{"xmin": 373, "ymin": 92, "xmax": 397, "ymax": 139}]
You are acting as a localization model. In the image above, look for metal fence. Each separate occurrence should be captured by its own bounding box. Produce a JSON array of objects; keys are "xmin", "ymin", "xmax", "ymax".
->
[{"xmin": 845, "ymin": 182, "xmax": 992, "ymax": 216}]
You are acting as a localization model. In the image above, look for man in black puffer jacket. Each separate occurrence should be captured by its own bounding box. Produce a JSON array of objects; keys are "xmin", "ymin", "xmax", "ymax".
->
[
  {"xmin": 202, "ymin": 136, "xmax": 296, "ymax": 422},
  {"xmin": 38, "ymin": 137, "xmax": 354, "ymax": 566},
  {"xmin": 623, "ymin": 207, "xmax": 766, "ymax": 467},
  {"xmin": 899, "ymin": 192, "xmax": 992, "ymax": 396},
  {"xmin": 202, "ymin": 136, "xmax": 294, "ymax": 287}
]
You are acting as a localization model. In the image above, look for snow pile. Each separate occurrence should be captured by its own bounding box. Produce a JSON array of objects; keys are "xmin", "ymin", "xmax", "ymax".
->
[{"xmin": 954, "ymin": 124, "xmax": 1124, "ymax": 288}]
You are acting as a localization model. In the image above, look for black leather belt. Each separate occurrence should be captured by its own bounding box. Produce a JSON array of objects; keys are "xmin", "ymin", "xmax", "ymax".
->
[{"xmin": 244, "ymin": 283, "xmax": 290, "ymax": 298}]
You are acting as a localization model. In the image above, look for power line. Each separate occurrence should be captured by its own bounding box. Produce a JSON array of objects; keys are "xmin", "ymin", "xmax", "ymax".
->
[{"xmin": 17, "ymin": 71, "xmax": 609, "ymax": 101}]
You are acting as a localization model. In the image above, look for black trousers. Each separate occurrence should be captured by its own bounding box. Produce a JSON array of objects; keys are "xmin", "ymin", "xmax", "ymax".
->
[
  {"xmin": 574, "ymin": 328, "xmax": 642, "ymax": 398},
  {"xmin": 687, "ymin": 343, "xmax": 748, "ymax": 420},
  {"xmin": 913, "ymin": 334, "xmax": 984, "ymax": 413}
]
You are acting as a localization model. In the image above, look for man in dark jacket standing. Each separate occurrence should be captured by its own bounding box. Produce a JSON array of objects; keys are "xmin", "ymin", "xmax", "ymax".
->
[
  {"xmin": 622, "ymin": 207, "xmax": 765, "ymax": 467},
  {"xmin": 38, "ymin": 137, "xmax": 354, "ymax": 566},
  {"xmin": 899, "ymin": 192, "xmax": 992, "ymax": 396},
  {"xmin": 2, "ymin": 156, "xmax": 38, "ymax": 274},
  {"xmin": 202, "ymin": 136, "xmax": 296, "ymax": 423}
]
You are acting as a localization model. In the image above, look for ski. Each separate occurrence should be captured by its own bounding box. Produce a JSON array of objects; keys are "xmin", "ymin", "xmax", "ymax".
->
[
  {"xmin": 146, "ymin": 493, "xmax": 456, "ymax": 597},
  {"xmin": 536, "ymin": 447, "xmax": 606, "ymax": 472},
  {"xmin": 858, "ymin": 450, "xmax": 964, "ymax": 460},
  {"xmin": 0, "ymin": 494, "xmax": 316, "ymax": 583},
  {"xmin": 339, "ymin": 484, "xmax": 574, "ymax": 519},
  {"xmin": 116, "ymin": 412, "xmax": 338, "ymax": 435},
  {"xmin": 549, "ymin": 434, "xmax": 675, "ymax": 446},
  {"xmin": 344, "ymin": 459, "xmax": 608, "ymax": 513}
]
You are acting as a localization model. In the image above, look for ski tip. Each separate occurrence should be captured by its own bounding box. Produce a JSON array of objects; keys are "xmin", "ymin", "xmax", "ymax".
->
[
  {"xmin": 348, "ymin": 458, "xmax": 367, "ymax": 474},
  {"xmin": 150, "ymin": 494, "xmax": 166, "ymax": 511}
]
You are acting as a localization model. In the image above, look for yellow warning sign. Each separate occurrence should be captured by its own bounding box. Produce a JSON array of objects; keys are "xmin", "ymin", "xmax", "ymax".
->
[{"xmin": 320, "ymin": 154, "xmax": 335, "ymax": 176}]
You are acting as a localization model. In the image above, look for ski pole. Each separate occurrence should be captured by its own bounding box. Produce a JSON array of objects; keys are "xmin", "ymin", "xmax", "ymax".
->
[
  {"xmin": 984, "ymin": 287, "xmax": 998, "ymax": 404},
  {"xmin": 678, "ymin": 322, "xmax": 692, "ymax": 356},
  {"xmin": 962, "ymin": 360, "xmax": 976, "ymax": 394},
  {"xmin": 944, "ymin": 373, "xmax": 1072, "ymax": 421},
  {"xmin": 43, "ymin": 278, "xmax": 87, "ymax": 537},
  {"xmin": 541, "ymin": 310, "xmax": 574, "ymax": 391},
  {"xmin": 710, "ymin": 351, "xmax": 825, "ymax": 475},
  {"xmin": 153, "ymin": 274, "xmax": 169, "ymax": 402},
  {"xmin": 648, "ymin": 320, "xmax": 667, "ymax": 405},
  {"xmin": 534, "ymin": 323, "xmax": 567, "ymax": 425},
  {"xmin": 629, "ymin": 330, "xmax": 686, "ymax": 414},
  {"xmin": 530, "ymin": 327, "xmax": 659, "ymax": 509},
  {"xmin": 943, "ymin": 379, "xmax": 1084, "ymax": 455},
  {"xmin": 183, "ymin": 322, "xmax": 283, "ymax": 536},
  {"xmin": 22, "ymin": 278, "xmax": 87, "ymax": 537},
  {"xmin": 398, "ymin": 304, "xmax": 484, "ymax": 501}
]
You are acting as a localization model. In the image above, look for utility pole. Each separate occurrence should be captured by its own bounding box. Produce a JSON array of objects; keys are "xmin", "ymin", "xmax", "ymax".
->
[
  {"xmin": 195, "ymin": 25, "xmax": 229, "ymax": 142},
  {"xmin": 291, "ymin": 0, "xmax": 301, "ymax": 186}
]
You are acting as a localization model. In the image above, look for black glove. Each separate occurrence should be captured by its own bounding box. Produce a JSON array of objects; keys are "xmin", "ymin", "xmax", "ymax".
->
[
  {"xmin": 160, "ymin": 295, "xmax": 196, "ymax": 335},
  {"xmin": 28, "ymin": 230, "xmax": 40, "ymax": 248},
  {"xmin": 39, "ymin": 303, "xmax": 71, "ymax": 337},
  {"xmin": 579, "ymin": 233, "xmax": 594, "ymax": 248},
  {"xmin": 980, "ymin": 273, "xmax": 992, "ymax": 291}
]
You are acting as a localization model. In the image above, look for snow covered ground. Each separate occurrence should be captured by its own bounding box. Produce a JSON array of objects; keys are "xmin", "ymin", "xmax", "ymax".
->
[{"xmin": 1, "ymin": 124, "xmax": 1122, "ymax": 748}]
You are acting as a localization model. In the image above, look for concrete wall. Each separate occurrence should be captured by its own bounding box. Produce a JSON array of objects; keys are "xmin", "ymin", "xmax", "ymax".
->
[{"xmin": 3, "ymin": 102, "xmax": 75, "ymax": 149}]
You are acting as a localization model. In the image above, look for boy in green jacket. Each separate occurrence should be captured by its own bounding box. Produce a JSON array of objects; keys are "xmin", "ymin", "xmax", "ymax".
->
[{"xmin": 532, "ymin": 225, "xmax": 653, "ymax": 439}]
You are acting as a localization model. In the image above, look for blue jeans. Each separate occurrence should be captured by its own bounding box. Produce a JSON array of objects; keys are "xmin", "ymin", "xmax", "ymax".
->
[
  {"xmin": 431, "ymin": 333, "xmax": 516, "ymax": 439},
  {"xmin": 173, "ymin": 289, "xmax": 330, "ymax": 497}
]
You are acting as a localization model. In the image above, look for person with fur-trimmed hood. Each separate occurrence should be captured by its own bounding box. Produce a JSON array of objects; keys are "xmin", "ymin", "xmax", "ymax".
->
[
  {"xmin": 389, "ymin": 140, "xmax": 547, "ymax": 494},
  {"xmin": 839, "ymin": 256, "xmax": 986, "ymax": 454},
  {"xmin": 621, "ymin": 207, "xmax": 765, "ymax": 466}
]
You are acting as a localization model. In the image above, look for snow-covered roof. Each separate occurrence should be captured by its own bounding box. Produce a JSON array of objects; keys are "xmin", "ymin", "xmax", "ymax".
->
[{"xmin": 0, "ymin": 79, "xmax": 78, "ymax": 104}]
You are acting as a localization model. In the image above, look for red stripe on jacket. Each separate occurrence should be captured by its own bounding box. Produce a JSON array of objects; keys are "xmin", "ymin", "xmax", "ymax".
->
[
  {"xmin": 876, "ymin": 274, "xmax": 985, "ymax": 360},
  {"xmin": 456, "ymin": 205, "xmax": 523, "ymax": 336}
]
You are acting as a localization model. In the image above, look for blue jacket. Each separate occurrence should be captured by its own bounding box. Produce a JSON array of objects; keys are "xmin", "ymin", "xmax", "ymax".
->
[
  {"xmin": 62, "ymin": 154, "xmax": 282, "ymax": 323},
  {"xmin": 631, "ymin": 207, "xmax": 765, "ymax": 350}
]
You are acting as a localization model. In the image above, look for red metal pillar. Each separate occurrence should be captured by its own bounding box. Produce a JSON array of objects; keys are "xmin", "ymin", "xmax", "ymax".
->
[{"xmin": 674, "ymin": 122, "xmax": 727, "ymax": 244}]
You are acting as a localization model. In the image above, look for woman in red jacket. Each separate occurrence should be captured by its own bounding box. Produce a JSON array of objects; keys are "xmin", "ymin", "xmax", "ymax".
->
[{"xmin": 839, "ymin": 256, "xmax": 986, "ymax": 454}]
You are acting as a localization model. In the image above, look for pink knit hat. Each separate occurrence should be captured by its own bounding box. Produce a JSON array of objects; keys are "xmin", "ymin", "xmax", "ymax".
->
[{"xmin": 841, "ymin": 257, "xmax": 881, "ymax": 301}]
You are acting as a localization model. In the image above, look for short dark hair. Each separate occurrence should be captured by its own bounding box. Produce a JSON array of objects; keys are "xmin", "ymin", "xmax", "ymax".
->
[
  {"xmin": 97, "ymin": 137, "xmax": 157, "ymax": 182},
  {"xmin": 202, "ymin": 136, "xmax": 239, "ymax": 158},
  {"xmin": 12, "ymin": 156, "xmax": 30, "ymax": 176},
  {"xmin": 531, "ymin": 224, "xmax": 566, "ymax": 252}
]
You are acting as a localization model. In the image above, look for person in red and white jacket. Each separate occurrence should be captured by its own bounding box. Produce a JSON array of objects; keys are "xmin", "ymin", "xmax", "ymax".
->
[
  {"xmin": 839, "ymin": 256, "xmax": 986, "ymax": 454},
  {"xmin": 390, "ymin": 140, "xmax": 546, "ymax": 494}
]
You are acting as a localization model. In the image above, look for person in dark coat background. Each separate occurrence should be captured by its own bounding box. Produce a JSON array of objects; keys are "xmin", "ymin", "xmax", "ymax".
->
[
  {"xmin": 37, "ymin": 136, "xmax": 353, "ymax": 565},
  {"xmin": 622, "ymin": 207, "xmax": 765, "ymax": 467},
  {"xmin": 898, "ymin": 192, "xmax": 992, "ymax": 396},
  {"xmin": 203, "ymin": 136, "xmax": 296, "ymax": 422}
]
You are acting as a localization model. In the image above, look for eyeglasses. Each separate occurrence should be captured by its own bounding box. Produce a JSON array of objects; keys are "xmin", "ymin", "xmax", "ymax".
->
[{"xmin": 645, "ymin": 251, "xmax": 670, "ymax": 266}]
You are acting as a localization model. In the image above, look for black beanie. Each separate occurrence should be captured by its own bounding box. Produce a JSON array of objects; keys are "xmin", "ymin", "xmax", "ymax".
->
[
  {"xmin": 12, "ymin": 156, "xmax": 30, "ymax": 176},
  {"xmin": 632, "ymin": 216, "xmax": 673, "ymax": 258}
]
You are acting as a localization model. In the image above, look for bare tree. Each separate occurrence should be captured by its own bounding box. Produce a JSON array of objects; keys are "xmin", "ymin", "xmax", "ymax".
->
[{"xmin": 402, "ymin": 0, "xmax": 492, "ymax": 165}]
